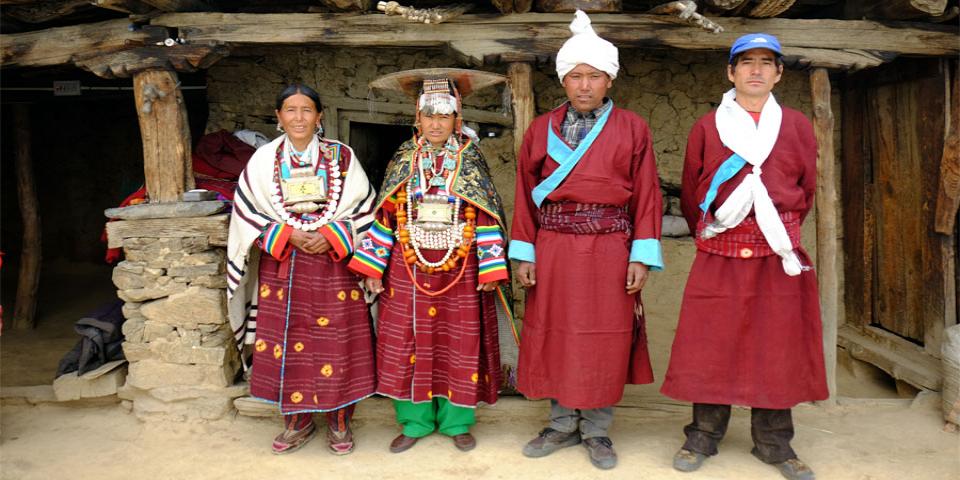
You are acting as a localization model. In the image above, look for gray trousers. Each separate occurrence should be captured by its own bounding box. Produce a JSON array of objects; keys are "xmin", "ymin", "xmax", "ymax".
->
[{"xmin": 549, "ymin": 399, "xmax": 614, "ymax": 439}]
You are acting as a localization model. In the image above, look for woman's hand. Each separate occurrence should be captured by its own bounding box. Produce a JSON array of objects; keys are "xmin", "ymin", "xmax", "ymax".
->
[
  {"xmin": 288, "ymin": 230, "xmax": 331, "ymax": 255},
  {"xmin": 364, "ymin": 277, "xmax": 384, "ymax": 295},
  {"xmin": 477, "ymin": 280, "xmax": 502, "ymax": 292}
]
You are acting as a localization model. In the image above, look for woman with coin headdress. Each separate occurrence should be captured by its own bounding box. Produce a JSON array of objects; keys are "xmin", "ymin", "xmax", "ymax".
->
[
  {"xmin": 348, "ymin": 69, "xmax": 516, "ymax": 453},
  {"xmin": 227, "ymin": 83, "xmax": 377, "ymax": 455}
]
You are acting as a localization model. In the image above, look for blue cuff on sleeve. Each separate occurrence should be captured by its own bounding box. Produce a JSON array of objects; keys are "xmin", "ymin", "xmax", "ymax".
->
[
  {"xmin": 508, "ymin": 240, "xmax": 536, "ymax": 263},
  {"xmin": 630, "ymin": 239, "xmax": 664, "ymax": 271}
]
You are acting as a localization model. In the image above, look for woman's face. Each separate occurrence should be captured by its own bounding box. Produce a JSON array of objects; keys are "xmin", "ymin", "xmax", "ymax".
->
[
  {"xmin": 276, "ymin": 93, "xmax": 321, "ymax": 147},
  {"xmin": 420, "ymin": 112, "xmax": 456, "ymax": 147}
]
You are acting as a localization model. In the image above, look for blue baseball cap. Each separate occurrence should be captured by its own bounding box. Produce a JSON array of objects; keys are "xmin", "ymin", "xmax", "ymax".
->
[{"xmin": 729, "ymin": 33, "xmax": 783, "ymax": 63}]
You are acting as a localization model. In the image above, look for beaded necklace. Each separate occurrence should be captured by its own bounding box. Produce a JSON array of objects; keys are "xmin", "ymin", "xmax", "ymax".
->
[
  {"xmin": 270, "ymin": 136, "xmax": 343, "ymax": 231},
  {"xmin": 395, "ymin": 136, "xmax": 476, "ymax": 277}
]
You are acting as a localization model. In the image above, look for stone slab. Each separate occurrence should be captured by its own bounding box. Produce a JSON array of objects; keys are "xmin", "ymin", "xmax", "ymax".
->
[
  {"xmin": 118, "ymin": 281, "xmax": 187, "ymax": 303},
  {"xmin": 125, "ymin": 359, "xmax": 236, "ymax": 390},
  {"xmin": 53, "ymin": 363, "xmax": 128, "ymax": 401},
  {"xmin": 140, "ymin": 286, "xmax": 226, "ymax": 326},
  {"xmin": 105, "ymin": 201, "xmax": 226, "ymax": 220}
]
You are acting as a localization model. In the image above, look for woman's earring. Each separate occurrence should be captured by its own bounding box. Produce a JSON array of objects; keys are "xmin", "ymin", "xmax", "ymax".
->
[
  {"xmin": 316, "ymin": 124, "xmax": 324, "ymax": 137},
  {"xmin": 276, "ymin": 122, "xmax": 284, "ymax": 132}
]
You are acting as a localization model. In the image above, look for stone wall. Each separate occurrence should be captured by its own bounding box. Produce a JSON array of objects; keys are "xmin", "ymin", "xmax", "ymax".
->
[{"xmin": 111, "ymin": 216, "xmax": 243, "ymax": 420}]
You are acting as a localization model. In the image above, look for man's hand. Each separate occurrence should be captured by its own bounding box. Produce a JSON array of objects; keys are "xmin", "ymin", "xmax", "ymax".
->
[
  {"xmin": 477, "ymin": 280, "xmax": 502, "ymax": 292},
  {"xmin": 517, "ymin": 261, "xmax": 537, "ymax": 288},
  {"xmin": 364, "ymin": 277, "xmax": 384, "ymax": 295},
  {"xmin": 626, "ymin": 262, "xmax": 649, "ymax": 295},
  {"xmin": 288, "ymin": 230, "xmax": 331, "ymax": 255}
]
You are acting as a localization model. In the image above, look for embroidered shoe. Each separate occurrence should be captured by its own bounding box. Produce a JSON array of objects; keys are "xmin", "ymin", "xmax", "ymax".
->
[
  {"xmin": 583, "ymin": 436, "xmax": 617, "ymax": 470},
  {"xmin": 327, "ymin": 424, "xmax": 355, "ymax": 456},
  {"xmin": 271, "ymin": 421, "xmax": 317, "ymax": 455},
  {"xmin": 522, "ymin": 428, "xmax": 581, "ymax": 458},
  {"xmin": 773, "ymin": 458, "xmax": 816, "ymax": 480},
  {"xmin": 673, "ymin": 448, "xmax": 708, "ymax": 472}
]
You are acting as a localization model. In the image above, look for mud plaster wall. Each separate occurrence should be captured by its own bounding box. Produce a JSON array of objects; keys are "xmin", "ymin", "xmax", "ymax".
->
[{"xmin": 205, "ymin": 46, "xmax": 843, "ymax": 337}]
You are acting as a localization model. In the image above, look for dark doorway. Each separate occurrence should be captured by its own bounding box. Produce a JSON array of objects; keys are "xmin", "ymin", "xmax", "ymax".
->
[{"xmin": 348, "ymin": 122, "xmax": 412, "ymax": 191}]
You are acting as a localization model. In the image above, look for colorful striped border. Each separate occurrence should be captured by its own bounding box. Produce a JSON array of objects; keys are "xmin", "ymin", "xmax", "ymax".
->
[
  {"xmin": 318, "ymin": 221, "xmax": 353, "ymax": 261},
  {"xmin": 347, "ymin": 220, "xmax": 394, "ymax": 279},
  {"xmin": 262, "ymin": 222, "xmax": 292, "ymax": 260}
]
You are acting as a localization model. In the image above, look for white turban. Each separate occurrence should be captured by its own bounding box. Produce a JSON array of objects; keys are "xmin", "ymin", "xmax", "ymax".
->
[{"xmin": 555, "ymin": 10, "xmax": 619, "ymax": 82}]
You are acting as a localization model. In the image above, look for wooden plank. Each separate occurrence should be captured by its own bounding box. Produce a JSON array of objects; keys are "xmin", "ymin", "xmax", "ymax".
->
[
  {"xmin": 133, "ymin": 69, "xmax": 194, "ymax": 203},
  {"xmin": 106, "ymin": 213, "xmax": 229, "ymax": 248},
  {"xmin": 507, "ymin": 62, "xmax": 534, "ymax": 160},
  {"xmin": 74, "ymin": 44, "xmax": 230, "ymax": 79},
  {"xmin": 3, "ymin": 0, "xmax": 91, "ymax": 24},
  {"xmin": 536, "ymin": 0, "xmax": 622, "ymax": 13},
  {"xmin": 846, "ymin": 0, "xmax": 948, "ymax": 20},
  {"xmin": 841, "ymin": 72, "xmax": 871, "ymax": 329},
  {"xmin": 317, "ymin": 94, "xmax": 512, "ymax": 126},
  {"xmin": 12, "ymin": 104, "xmax": 40, "ymax": 330},
  {"xmin": 0, "ymin": 19, "xmax": 165, "ymax": 68},
  {"xmin": 92, "ymin": 0, "xmax": 155, "ymax": 15},
  {"xmin": 139, "ymin": 0, "xmax": 211, "ymax": 11},
  {"xmin": 935, "ymin": 61, "xmax": 960, "ymax": 234},
  {"xmin": 151, "ymin": 13, "xmax": 959, "ymax": 56},
  {"xmin": 810, "ymin": 68, "xmax": 837, "ymax": 402},
  {"xmin": 838, "ymin": 325, "xmax": 942, "ymax": 390}
]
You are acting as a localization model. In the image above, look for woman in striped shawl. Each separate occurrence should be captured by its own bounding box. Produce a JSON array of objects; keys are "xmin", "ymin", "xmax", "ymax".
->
[{"xmin": 226, "ymin": 84, "xmax": 377, "ymax": 455}]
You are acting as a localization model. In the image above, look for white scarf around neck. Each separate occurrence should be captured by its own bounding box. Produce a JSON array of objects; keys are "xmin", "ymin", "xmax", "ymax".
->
[{"xmin": 704, "ymin": 88, "xmax": 805, "ymax": 276}]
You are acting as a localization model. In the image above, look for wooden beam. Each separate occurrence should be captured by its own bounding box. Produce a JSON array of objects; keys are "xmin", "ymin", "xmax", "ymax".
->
[
  {"xmin": 3, "ymin": 0, "xmax": 91, "ymax": 24},
  {"xmin": 106, "ymin": 214, "xmax": 229, "ymax": 248},
  {"xmin": 838, "ymin": 325, "xmax": 942, "ymax": 390},
  {"xmin": 810, "ymin": 67, "xmax": 838, "ymax": 404},
  {"xmin": 0, "ymin": 19, "xmax": 167, "ymax": 68},
  {"xmin": 139, "ymin": 0, "xmax": 212, "ymax": 11},
  {"xmin": 152, "ymin": 13, "xmax": 959, "ymax": 57},
  {"xmin": 536, "ymin": 0, "xmax": 622, "ymax": 13},
  {"xmin": 133, "ymin": 69, "xmax": 194, "ymax": 203},
  {"xmin": 847, "ymin": 0, "xmax": 948, "ymax": 20},
  {"xmin": 318, "ymin": 0, "xmax": 370, "ymax": 11},
  {"xmin": 12, "ymin": 104, "xmax": 40, "ymax": 330},
  {"xmin": 92, "ymin": 0, "xmax": 156, "ymax": 15},
  {"xmin": 935, "ymin": 62, "xmax": 960, "ymax": 234},
  {"xmin": 507, "ymin": 62, "xmax": 534, "ymax": 159},
  {"xmin": 75, "ymin": 44, "xmax": 229, "ymax": 79},
  {"xmin": 320, "ymin": 94, "xmax": 513, "ymax": 126}
]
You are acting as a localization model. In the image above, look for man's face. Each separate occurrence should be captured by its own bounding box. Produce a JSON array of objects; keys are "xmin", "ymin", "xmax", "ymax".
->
[
  {"xmin": 562, "ymin": 64, "xmax": 612, "ymax": 113},
  {"xmin": 727, "ymin": 49, "xmax": 783, "ymax": 100}
]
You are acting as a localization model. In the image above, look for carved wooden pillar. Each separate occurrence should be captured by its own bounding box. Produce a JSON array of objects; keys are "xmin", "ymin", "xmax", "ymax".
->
[
  {"xmin": 133, "ymin": 68, "xmax": 194, "ymax": 202},
  {"xmin": 508, "ymin": 62, "xmax": 535, "ymax": 159},
  {"xmin": 810, "ymin": 68, "xmax": 838, "ymax": 404},
  {"xmin": 12, "ymin": 104, "xmax": 40, "ymax": 330},
  {"xmin": 75, "ymin": 44, "xmax": 228, "ymax": 203}
]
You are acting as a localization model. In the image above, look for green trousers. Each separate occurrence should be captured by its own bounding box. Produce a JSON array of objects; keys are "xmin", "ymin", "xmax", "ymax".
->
[{"xmin": 393, "ymin": 398, "xmax": 475, "ymax": 438}]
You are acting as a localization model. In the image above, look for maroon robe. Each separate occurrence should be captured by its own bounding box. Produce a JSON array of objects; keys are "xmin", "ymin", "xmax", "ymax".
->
[
  {"xmin": 660, "ymin": 107, "xmax": 829, "ymax": 409},
  {"xmin": 373, "ymin": 209, "xmax": 505, "ymax": 407},
  {"xmin": 511, "ymin": 105, "xmax": 662, "ymax": 409},
  {"xmin": 251, "ymin": 252, "xmax": 376, "ymax": 414}
]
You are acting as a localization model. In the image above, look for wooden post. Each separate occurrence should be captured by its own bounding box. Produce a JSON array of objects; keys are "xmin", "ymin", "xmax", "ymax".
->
[
  {"xmin": 810, "ymin": 68, "xmax": 838, "ymax": 404},
  {"xmin": 12, "ymin": 104, "xmax": 41, "ymax": 330},
  {"xmin": 934, "ymin": 61, "xmax": 960, "ymax": 234},
  {"xmin": 508, "ymin": 62, "xmax": 534, "ymax": 159},
  {"xmin": 132, "ymin": 68, "xmax": 194, "ymax": 203}
]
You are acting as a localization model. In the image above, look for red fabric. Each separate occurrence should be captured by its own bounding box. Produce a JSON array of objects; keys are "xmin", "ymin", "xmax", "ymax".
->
[
  {"xmin": 192, "ymin": 130, "xmax": 253, "ymax": 180},
  {"xmin": 250, "ymin": 250, "xmax": 376, "ymax": 414},
  {"xmin": 512, "ymin": 105, "xmax": 660, "ymax": 409},
  {"xmin": 695, "ymin": 211, "xmax": 802, "ymax": 259},
  {"xmin": 660, "ymin": 107, "xmax": 828, "ymax": 409},
  {"xmin": 375, "ymin": 210, "xmax": 502, "ymax": 407}
]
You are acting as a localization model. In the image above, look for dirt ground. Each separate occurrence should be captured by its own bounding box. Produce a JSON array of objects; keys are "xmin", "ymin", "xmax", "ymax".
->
[
  {"xmin": 1, "ymin": 393, "xmax": 958, "ymax": 480},
  {"xmin": 2, "ymin": 252, "xmax": 957, "ymax": 479}
]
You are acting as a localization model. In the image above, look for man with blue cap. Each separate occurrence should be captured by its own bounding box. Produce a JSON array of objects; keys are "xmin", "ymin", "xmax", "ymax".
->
[{"xmin": 660, "ymin": 33, "xmax": 827, "ymax": 480}]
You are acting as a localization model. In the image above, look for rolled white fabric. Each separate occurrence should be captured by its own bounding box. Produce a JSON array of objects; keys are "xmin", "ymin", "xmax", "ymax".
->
[{"xmin": 555, "ymin": 10, "xmax": 619, "ymax": 82}]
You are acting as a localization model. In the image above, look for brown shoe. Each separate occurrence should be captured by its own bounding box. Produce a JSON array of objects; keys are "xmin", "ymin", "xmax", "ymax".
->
[
  {"xmin": 389, "ymin": 433, "xmax": 419, "ymax": 453},
  {"xmin": 583, "ymin": 437, "xmax": 617, "ymax": 470},
  {"xmin": 452, "ymin": 433, "xmax": 477, "ymax": 452},
  {"xmin": 522, "ymin": 428, "xmax": 581, "ymax": 458},
  {"xmin": 271, "ymin": 421, "xmax": 317, "ymax": 455}
]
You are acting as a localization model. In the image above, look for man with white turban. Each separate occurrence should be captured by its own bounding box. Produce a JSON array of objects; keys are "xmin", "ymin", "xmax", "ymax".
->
[
  {"xmin": 510, "ymin": 10, "xmax": 664, "ymax": 471},
  {"xmin": 660, "ymin": 33, "xmax": 826, "ymax": 480}
]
